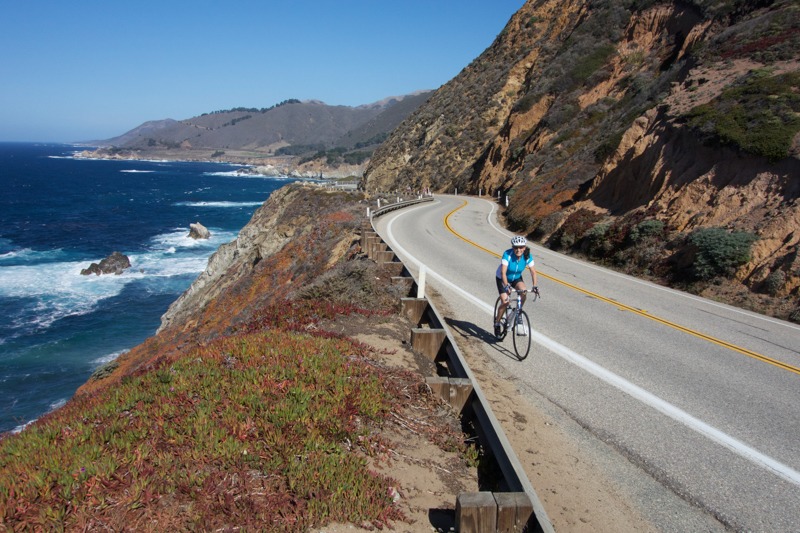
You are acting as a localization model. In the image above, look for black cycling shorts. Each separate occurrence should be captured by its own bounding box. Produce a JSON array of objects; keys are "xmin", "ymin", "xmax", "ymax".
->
[{"xmin": 496, "ymin": 277, "xmax": 522, "ymax": 294}]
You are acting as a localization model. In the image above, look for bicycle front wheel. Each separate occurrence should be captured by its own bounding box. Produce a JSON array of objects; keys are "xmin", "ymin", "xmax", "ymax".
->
[{"xmin": 512, "ymin": 310, "xmax": 532, "ymax": 360}]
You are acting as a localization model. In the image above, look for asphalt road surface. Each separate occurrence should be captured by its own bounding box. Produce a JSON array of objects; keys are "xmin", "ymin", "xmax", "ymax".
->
[{"xmin": 373, "ymin": 194, "xmax": 800, "ymax": 532}]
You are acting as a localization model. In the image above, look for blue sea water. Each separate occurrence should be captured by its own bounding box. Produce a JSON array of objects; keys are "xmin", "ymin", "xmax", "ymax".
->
[{"xmin": 0, "ymin": 142, "xmax": 296, "ymax": 433}]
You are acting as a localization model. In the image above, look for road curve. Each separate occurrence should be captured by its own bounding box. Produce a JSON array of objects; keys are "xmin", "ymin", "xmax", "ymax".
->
[{"xmin": 373, "ymin": 194, "xmax": 800, "ymax": 532}]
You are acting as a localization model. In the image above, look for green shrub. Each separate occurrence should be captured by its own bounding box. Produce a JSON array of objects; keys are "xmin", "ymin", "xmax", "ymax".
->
[
  {"xmin": 688, "ymin": 227, "xmax": 758, "ymax": 280},
  {"xmin": 513, "ymin": 92, "xmax": 540, "ymax": 114},
  {"xmin": 763, "ymin": 269, "xmax": 786, "ymax": 296},
  {"xmin": 629, "ymin": 219, "xmax": 665, "ymax": 243},
  {"xmin": 582, "ymin": 222, "xmax": 612, "ymax": 257},
  {"xmin": 686, "ymin": 71, "xmax": 800, "ymax": 161},
  {"xmin": 594, "ymin": 130, "xmax": 624, "ymax": 162},
  {"xmin": 789, "ymin": 306, "xmax": 800, "ymax": 324},
  {"xmin": 570, "ymin": 44, "xmax": 617, "ymax": 87},
  {"xmin": 551, "ymin": 209, "xmax": 604, "ymax": 250}
]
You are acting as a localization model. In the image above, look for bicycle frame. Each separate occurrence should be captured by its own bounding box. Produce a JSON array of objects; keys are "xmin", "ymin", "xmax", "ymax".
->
[
  {"xmin": 504, "ymin": 289, "xmax": 526, "ymax": 324},
  {"xmin": 494, "ymin": 288, "xmax": 538, "ymax": 360}
]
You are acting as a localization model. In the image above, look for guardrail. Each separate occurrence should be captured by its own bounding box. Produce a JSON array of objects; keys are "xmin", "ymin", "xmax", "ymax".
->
[
  {"xmin": 369, "ymin": 195, "xmax": 433, "ymax": 218},
  {"xmin": 364, "ymin": 199, "xmax": 553, "ymax": 533}
]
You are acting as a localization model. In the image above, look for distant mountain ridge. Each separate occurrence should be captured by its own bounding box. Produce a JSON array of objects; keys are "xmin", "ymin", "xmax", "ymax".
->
[{"xmin": 93, "ymin": 93, "xmax": 432, "ymax": 160}]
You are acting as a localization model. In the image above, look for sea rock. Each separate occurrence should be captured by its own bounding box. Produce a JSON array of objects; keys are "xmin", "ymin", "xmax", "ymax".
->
[
  {"xmin": 188, "ymin": 222, "xmax": 210, "ymax": 240},
  {"xmin": 80, "ymin": 252, "xmax": 131, "ymax": 276}
]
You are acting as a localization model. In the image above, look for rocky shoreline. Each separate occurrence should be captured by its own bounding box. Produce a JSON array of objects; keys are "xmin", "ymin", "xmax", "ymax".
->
[{"xmin": 75, "ymin": 146, "xmax": 367, "ymax": 181}]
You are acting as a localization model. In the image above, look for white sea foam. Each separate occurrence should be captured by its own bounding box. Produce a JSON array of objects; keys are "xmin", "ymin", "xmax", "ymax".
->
[
  {"xmin": 203, "ymin": 170, "xmax": 291, "ymax": 179},
  {"xmin": 49, "ymin": 398, "xmax": 67, "ymax": 411},
  {"xmin": 11, "ymin": 399, "xmax": 68, "ymax": 433},
  {"xmin": 174, "ymin": 201, "xmax": 264, "ymax": 208},
  {"xmin": 92, "ymin": 350, "xmax": 125, "ymax": 366},
  {"xmin": 0, "ymin": 228, "xmax": 236, "ymax": 335},
  {"xmin": 0, "ymin": 247, "xmax": 67, "ymax": 265},
  {"xmin": 120, "ymin": 169, "xmax": 155, "ymax": 173},
  {"xmin": 0, "ymin": 260, "xmax": 128, "ymax": 331},
  {"xmin": 148, "ymin": 227, "xmax": 235, "ymax": 250},
  {"xmin": 12, "ymin": 420, "xmax": 34, "ymax": 434}
]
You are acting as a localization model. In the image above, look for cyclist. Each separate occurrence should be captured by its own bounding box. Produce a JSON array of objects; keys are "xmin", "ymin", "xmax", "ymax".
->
[{"xmin": 494, "ymin": 235, "xmax": 539, "ymax": 337}]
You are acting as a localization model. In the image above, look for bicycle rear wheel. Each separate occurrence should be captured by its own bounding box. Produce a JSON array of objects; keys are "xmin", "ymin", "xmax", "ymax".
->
[
  {"xmin": 492, "ymin": 296, "xmax": 507, "ymax": 340},
  {"xmin": 512, "ymin": 310, "xmax": 532, "ymax": 360}
]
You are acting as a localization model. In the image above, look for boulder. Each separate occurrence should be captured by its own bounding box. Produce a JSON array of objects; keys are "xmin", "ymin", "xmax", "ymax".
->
[
  {"xmin": 80, "ymin": 251, "xmax": 131, "ymax": 276},
  {"xmin": 188, "ymin": 222, "xmax": 210, "ymax": 240}
]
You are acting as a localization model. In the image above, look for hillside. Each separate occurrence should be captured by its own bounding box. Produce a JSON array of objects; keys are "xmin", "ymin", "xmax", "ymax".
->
[
  {"xmin": 86, "ymin": 94, "xmax": 432, "ymax": 170},
  {"xmin": 363, "ymin": 0, "xmax": 800, "ymax": 321}
]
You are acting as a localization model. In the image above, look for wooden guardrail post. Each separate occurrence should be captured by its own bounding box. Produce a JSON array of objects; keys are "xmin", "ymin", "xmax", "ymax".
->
[
  {"xmin": 390, "ymin": 276, "xmax": 415, "ymax": 295},
  {"xmin": 410, "ymin": 328, "xmax": 447, "ymax": 360},
  {"xmin": 495, "ymin": 492, "xmax": 535, "ymax": 533},
  {"xmin": 401, "ymin": 298, "xmax": 429, "ymax": 325},
  {"xmin": 425, "ymin": 377, "xmax": 473, "ymax": 411},
  {"xmin": 457, "ymin": 492, "xmax": 497, "ymax": 533}
]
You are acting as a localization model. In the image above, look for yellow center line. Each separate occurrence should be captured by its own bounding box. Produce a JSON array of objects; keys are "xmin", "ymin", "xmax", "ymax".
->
[{"xmin": 444, "ymin": 200, "xmax": 800, "ymax": 376}]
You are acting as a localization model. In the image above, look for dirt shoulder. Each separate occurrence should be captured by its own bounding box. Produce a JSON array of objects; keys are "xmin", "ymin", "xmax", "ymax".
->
[{"xmin": 321, "ymin": 300, "xmax": 665, "ymax": 532}]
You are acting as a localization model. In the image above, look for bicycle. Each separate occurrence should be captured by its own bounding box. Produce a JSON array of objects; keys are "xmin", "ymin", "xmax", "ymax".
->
[{"xmin": 493, "ymin": 288, "xmax": 538, "ymax": 360}]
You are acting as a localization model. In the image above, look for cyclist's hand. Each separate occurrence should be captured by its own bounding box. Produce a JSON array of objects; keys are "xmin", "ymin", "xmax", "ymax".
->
[
  {"xmin": 503, "ymin": 284, "xmax": 512, "ymax": 294},
  {"xmin": 532, "ymin": 286, "xmax": 540, "ymax": 296}
]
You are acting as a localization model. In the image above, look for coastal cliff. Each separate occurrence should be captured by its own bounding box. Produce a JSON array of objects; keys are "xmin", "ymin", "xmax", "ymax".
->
[
  {"xmin": 2, "ymin": 183, "xmax": 474, "ymax": 530},
  {"xmin": 78, "ymin": 183, "xmax": 370, "ymax": 395}
]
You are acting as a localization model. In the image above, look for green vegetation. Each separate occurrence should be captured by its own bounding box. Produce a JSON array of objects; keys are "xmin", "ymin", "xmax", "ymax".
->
[
  {"xmin": 629, "ymin": 219, "xmax": 665, "ymax": 243},
  {"xmin": 146, "ymin": 138, "xmax": 181, "ymax": 149},
  {"xmin": 550, "ymin": 208, "xmax": 605, "ymax": 250},
  {"xmin": 203, "ymin": 99, "xmax": 302, "ymax": 116},
  {"xmin": 353, "ymin": 132, "xmax": 389, "ymax": 149},
  {"xmin": 298, "ymin": 147, "xmax": 373, "ymax": 166},
  {"xmin": 687, "ymin": 70, "xmax": 800, "ymax": 161},
  {"xmin": 276, "ymin": 143, "xmax": 326, "ymax": 156},
  {"xmin": 570, "ymin": 44, "xmax": 617, "ymax": 89},
  {"xmin": 0, "ymin": 304, "xmax": 414, "ymax": 530},
  {"xmin": 593, "ymin": 130, "xmax": 625, "ymax": 163},
  {"xmin": 686, "ymin": 227, "xmax": 758, "ymax": 281},
  {"xmin": 551, "ymin": 213, "xmax": 757, "ymax": 286},
  {"xmin": 222, "ymin": 115, "xmax": 252, "ymax": 127}
]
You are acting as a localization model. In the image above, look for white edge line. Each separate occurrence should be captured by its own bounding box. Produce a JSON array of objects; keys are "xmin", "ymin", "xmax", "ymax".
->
[{"xmin": 385, "ymin": 202, "xmax": 800, "ymax": 488}]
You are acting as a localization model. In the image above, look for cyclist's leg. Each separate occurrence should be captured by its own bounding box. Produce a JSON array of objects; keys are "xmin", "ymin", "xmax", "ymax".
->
[
  {"xmin": 513, "ymin": 278, "xmax": 528, "ymax": 305},
  {"xmin": 494, "ymin": 277, "xmax": 509, "ymax": 323}
]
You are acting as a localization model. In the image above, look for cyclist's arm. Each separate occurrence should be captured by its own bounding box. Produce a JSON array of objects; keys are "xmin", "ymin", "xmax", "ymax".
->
[
  {"xmin": 527, "ymin": 256, "xmax": 538, "ymax": 289},
  {"xmin": 500, "ymin": 264, "xmax": 510, "ymax": 288}
]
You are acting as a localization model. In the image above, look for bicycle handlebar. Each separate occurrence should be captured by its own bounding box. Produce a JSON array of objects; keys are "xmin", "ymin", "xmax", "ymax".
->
[{"xmin": 509, "ymin": 288, "xmax": 540, "ymax": 296}]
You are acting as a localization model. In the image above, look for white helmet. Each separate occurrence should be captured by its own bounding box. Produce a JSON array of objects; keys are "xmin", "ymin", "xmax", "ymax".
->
[{"xmin": 510, "ymin": 235, "xmax": 527, "ymax": 247}]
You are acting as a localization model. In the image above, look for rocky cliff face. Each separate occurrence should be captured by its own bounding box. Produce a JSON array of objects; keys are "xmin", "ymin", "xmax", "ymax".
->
[
  {"xmin": 363, "ymin": 0, "xmax": 799, "ymax": 318},
  {"xmin": 79, "ymin": 184, "xmax": 368, "ymax": 395}
]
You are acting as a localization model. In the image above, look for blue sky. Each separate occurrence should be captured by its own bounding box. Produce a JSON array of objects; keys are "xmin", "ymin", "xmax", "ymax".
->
[{"xmin": 0, "ymin": 1, "xmax": 525, "ymax": 142}]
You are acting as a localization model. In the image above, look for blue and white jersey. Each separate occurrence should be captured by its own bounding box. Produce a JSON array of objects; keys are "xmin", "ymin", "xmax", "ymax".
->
[{"xmin": 495, "ymin": 248, "xmax": 534, "ymax": 280}]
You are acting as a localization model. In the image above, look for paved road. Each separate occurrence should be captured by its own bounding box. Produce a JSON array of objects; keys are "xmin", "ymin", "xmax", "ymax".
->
[{"xmin": 373, "ymin": 194, "xmax": 800, "ymax": 532}]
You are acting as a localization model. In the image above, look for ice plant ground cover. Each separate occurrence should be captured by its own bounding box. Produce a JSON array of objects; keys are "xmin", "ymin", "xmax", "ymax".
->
[{"xmin": 0, "ymin": 299, "xmax": 470, "ymax": 531}]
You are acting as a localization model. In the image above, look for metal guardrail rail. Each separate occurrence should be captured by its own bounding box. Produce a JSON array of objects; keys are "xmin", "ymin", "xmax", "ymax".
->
[{"xmin": 364, "ymin": 198, "xmax": 554, "ymax": 533}]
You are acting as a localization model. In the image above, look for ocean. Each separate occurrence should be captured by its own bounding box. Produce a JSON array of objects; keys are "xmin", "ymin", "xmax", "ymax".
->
[{"xmin": 0, "ymin": 142, "xmax": 296, "ymax": 433}]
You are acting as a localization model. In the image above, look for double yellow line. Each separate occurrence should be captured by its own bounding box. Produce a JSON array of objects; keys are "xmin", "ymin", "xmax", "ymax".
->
[{"xmin": 444, "ymin": 200, "xmax": 800, "ymax": 376}]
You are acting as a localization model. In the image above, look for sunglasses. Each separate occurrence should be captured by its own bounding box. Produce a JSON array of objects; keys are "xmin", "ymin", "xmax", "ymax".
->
[{"xmin": 513, "ymin": 246, "xmax": 525, "ymax": 250}]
